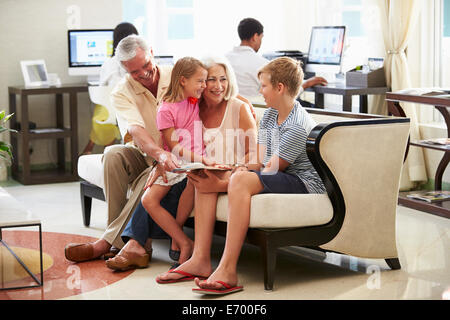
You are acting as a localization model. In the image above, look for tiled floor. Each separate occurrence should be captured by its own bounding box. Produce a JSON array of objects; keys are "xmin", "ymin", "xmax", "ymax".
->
[{"xmin": 1, "ymin": 181, "xmax": 449, "ymax": 300}]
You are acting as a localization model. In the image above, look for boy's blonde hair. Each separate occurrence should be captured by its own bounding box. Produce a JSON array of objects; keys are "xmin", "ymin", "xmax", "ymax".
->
[
  {"xmin": 258, "ymin": 57, "xmax": 304, "ymax": 98},
  {"xmin": 163, "ymin": 57, "xmax": 206, "ymax": 103}
]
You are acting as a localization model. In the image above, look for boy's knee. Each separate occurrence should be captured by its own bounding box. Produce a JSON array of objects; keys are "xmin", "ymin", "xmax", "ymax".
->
[{"xmin": 228, "ymin": 171, "xmax": 250, "ymax": 193}]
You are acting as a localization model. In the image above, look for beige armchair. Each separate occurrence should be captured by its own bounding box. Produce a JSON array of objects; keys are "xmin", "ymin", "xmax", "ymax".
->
[{"xmin": 186, "ymin": 116, "xmax": 410, "ymax": 290}]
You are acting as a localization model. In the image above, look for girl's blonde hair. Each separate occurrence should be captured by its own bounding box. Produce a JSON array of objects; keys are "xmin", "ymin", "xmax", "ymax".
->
[
  {"xmin": 258, "ymin": 57, "xmax": 304, "ymax": 98},
  {"xmin": 163, "ymin": 57, "xmax": 206, "ymax": 103}
]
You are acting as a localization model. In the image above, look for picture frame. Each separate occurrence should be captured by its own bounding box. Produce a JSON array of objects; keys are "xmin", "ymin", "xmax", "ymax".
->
[{"xmin": 20, "ymin": 60, "xmax": 49, "ymax": 87}]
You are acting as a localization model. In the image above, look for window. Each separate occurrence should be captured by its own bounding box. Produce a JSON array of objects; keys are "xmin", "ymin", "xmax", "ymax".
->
[
  {"xmin": 121, "ymin": 0, "xmax": 382, "ymax": 111},
  {"xmin": 123, "ymin": 0, "xmax": 287, "ymax": 58}
]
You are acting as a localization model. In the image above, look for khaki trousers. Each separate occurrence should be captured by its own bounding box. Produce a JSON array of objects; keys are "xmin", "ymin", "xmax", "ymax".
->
[{"xmin": 100, "ymin": 145, "xmax": 151, "ymax": 249}]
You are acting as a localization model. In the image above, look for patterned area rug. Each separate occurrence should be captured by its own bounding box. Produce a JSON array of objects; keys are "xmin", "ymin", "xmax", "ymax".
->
[{"xmin": 0, "ymin": 230, "xmax": 133, "ymax": 300}]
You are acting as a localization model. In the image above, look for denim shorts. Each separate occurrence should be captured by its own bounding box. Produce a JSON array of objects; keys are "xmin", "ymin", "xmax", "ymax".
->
[{"xmin": 252, "ymin": 170, "xmax": 309, "ymax": 194}]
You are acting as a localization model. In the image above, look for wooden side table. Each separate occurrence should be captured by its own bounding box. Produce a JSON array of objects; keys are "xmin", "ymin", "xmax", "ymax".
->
[
  {"xmin": 306, "ymin": 83, "xmax": 389, "ymax": 113},
  {"xmin": 386, "ymin": 91, "xmax": 450, "ymax": 219},
  {"xmin": 8, "ymin": 84, "xmax": 88, "ymax": 185}
]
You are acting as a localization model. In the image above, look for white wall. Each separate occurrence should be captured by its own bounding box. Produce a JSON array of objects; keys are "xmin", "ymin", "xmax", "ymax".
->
[{"xmin": 0, "ymin": 0, "xmax": 122, "ymax": 166}]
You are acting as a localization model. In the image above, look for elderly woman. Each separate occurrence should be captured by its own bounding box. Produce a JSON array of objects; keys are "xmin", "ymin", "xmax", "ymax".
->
[{"xmin": 105, "ymin": 55, "xmax": 257, "ymax": 271}]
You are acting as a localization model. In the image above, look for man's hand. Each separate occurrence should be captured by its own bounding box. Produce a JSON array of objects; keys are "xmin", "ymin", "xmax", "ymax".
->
[
  {"xmin": 302, "ymin": 76, "xmax": 328, "ymax": 89},
  {"xmin": 156, "ymin": 150, "xmax": 179, "ymax": 172}
]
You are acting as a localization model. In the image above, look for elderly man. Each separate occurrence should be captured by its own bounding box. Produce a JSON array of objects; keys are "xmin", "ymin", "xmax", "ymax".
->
[{"xmin": 65, "ymin": 35, "xmax": 185, "ymax": 266}]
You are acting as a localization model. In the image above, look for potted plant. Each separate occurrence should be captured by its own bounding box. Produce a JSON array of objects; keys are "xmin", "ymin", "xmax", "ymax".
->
[{"xmin": 0, "ymin": 110, "xmax": 17, "ymax": 181}]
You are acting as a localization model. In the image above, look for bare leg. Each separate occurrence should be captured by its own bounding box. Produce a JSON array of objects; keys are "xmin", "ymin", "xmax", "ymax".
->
[
  {"xmin": 142, "ymin": 184, "xmax": 193, "ymax": 264},
  {"xmin": 170, "ymin": 180, "xmax": 195, "ymax": 254},
  {"xmin": 195, "ymin": 171, "xmax": 263, "ymax": 290},
  {"xmin": 156, "ymin": 190, "xmax": 218, "ymax": 282}
]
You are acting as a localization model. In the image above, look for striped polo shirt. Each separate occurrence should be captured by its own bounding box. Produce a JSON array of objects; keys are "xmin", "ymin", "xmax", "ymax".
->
[{"xmin": 258, "ymin": 101, "xmax": 326, "ymax": 194}]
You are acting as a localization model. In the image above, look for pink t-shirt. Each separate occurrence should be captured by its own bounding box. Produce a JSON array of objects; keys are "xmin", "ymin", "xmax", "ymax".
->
[{"xmin": 156, "ymin": 99, "xmax": 205, "ymax": 157}]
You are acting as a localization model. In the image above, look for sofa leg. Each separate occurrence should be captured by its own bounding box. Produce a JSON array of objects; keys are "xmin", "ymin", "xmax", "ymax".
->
[
  {"xmin": 385, "ymin": 258, "xmax": 401, "ymax": 270},
  {"xmin": 261, "ymin": 243, "xmax": 277, "ymax": 291},
  {"xmin": 80, "ymin": 184, "xmax": 92, "ymax": 227}
]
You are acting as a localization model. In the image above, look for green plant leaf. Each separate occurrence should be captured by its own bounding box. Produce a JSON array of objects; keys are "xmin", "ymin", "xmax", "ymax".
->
[{"xmin": 4, "ymin": 113, "xmax": 14, "ymax": 122}]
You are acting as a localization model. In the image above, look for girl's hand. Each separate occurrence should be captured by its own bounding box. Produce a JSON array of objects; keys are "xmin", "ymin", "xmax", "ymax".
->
[
  {"xmin": 202, "ymin": 157, "xmax": 216, "ymax": 167},
  {"xmin": 144, "ymin": 163, "xmax": 167, "ymax": 190}
]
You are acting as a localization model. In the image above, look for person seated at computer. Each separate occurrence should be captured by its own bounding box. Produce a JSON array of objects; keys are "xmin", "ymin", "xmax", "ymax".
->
[
  {"xmin": 225, "ymin": 17, "xmax": 327, "ymax": 105},
  {"xmin": 81, "ymin": 22, "xmax": 138, "ymax": 155}
]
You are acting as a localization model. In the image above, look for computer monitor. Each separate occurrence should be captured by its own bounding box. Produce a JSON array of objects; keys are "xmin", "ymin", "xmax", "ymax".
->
[
  {"xmin": 154, "ymin": 55, "xmax": 175, "ymax": 66},
  {"xmin": 68, "ymin": 29, "xmax": 114, "ymax": 81},
  {"xmin": 305, "ymin": 26, "xmax": 346, "ymax": 75}
]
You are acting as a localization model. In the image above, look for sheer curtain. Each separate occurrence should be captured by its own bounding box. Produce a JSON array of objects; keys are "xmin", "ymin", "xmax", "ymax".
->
[{"xmin": 377, "ymin": 0, "xmax": 427, "ymax": 190}]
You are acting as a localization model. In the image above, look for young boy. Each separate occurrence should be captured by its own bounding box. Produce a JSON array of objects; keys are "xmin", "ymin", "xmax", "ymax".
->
[{"xmin": 193, "ymin": 57, "xmax": 326, "ymax": 295}]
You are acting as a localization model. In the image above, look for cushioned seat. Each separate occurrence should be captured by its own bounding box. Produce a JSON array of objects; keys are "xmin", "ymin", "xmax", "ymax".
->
[
  {"xmin": 78, "ymin": 154, "xmax": 104, "ymax": 189},
  {"xmin": 212, "ymin": 193, "xmax": 333, "ymax": 228}
]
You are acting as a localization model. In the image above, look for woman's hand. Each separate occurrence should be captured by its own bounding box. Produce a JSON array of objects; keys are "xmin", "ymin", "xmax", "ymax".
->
[{"xmin": 187, "ymin": 170, "xmax": 226, "ymax": 193}]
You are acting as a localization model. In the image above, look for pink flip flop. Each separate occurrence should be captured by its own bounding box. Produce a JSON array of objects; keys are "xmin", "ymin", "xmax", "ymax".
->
[
  {"xmin": 156, "ymin": 269, "xmax": 207, "ymax": 284},
  {"xmin": 192, "ymin": 280, "xmax": 243, "ymax": 295}
]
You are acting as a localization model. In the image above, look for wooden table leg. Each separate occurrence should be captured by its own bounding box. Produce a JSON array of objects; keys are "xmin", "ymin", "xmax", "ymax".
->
[
  {"xmin": 55, "ymin": 93, "xmax": 65, "ymax": 171},
  {"xmin": 435, "ymin": 152, "xmax": 450, "ymax": 191},
  {"xmin": 9, "ymin": 93, "xmax": 19, "ymax": 176},
  {"xmin": 434, "ymin": 106, "xmax": 450, "ymax": 190},
  {"xmin": 21, "ymin": 94, "xmax": 30, "ymax": 184},
  {"xmin": 315, "ymin": 92, "xmax": 324, "ymax": 109},
  {"xmin": 359, "ymin": 95, "xmax": 368, "ymax": 113},
  {"xmin": 342, "ymin": 95, "xmax": 352, "ymax": 112},
  {"xmin": 387, "ymin": 100, "xmax": 407, "ymax": 117},
  {"xmin": 69, "ymin": 93, "xmax": 78, "ymax": 177}
]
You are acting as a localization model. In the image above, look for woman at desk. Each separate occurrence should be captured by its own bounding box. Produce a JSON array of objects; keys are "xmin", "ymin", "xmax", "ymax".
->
[{"xmin": 81, "ymin": 22, "xmax": 138, "ymax": 155}]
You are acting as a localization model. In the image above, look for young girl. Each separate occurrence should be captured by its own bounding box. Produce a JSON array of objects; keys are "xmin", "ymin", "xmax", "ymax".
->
[{"xmin": 141, "ymin": 57, "xmax": 212, "ymax": 265}]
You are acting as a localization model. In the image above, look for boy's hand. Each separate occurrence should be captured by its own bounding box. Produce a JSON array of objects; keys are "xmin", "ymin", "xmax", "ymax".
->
[{"xmin": 231, "ymin": 165, "xmax": 249, "ymax": 175}]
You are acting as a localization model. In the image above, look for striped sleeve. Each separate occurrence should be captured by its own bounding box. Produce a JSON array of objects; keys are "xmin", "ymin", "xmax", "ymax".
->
[{"xmin": 276, "ymin": 124, "xmax": 308, "ymax": 164}]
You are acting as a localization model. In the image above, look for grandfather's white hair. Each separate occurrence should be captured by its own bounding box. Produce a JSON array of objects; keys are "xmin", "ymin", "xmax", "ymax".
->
[
  {"xmin": 201, "ymin": 54, "xmax": 238, "ymax": 101},
  {"xmin": 115, "ymin": 35, "xmax": 151, "ymax": 62}
]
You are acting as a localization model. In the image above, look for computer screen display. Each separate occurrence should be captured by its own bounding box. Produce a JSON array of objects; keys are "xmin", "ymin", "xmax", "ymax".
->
[
  {"xmin": 68, "ymin": 29, "xmax": 114, "ymax": 68},
  {"xmin": 307, "ymin": 26, "xmax": 345, "ymax": 65}
]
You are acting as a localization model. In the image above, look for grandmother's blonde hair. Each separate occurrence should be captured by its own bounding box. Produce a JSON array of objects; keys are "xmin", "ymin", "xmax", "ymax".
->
[
  {"xmin": 163, "ymin": 57, "xmax": 206, "ymax": 103},
  {"xmin": 258, "ymin": 57, "xmax": 303, "ymax": 98},
  {"xmin": 201, "ymin": 55, "xmax": 238, "ymax": 101}
]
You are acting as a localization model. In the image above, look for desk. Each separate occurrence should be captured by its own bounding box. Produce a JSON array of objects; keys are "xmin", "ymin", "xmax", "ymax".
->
[
  {"xmin": 386, "ymin": 91, "xmax": 450, "ymax": 219},
  {"xmin": 8, "ymin": 84, "xmax": 88, "ymax": 185},
  {"xmin": 306, "ymin": 83, "xmax": 389, "ymax": 113}
]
